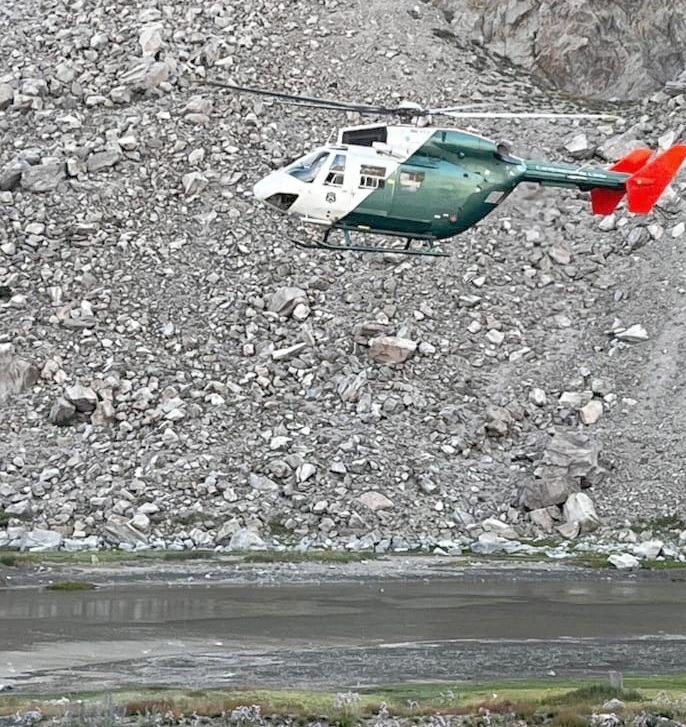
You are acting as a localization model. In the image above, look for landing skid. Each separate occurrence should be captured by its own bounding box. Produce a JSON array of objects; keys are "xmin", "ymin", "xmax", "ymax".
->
[{"xmin": 290, "ymin": 225, "xmax": 447, "ymax": 257}]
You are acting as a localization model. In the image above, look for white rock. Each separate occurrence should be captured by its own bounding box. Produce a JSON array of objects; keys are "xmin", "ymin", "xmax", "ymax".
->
[
  {"xmin": 529, "ymin": 387, "xmax": 547, "ymax": 406},
  {"xmin": 296, "ymin": 462, "xmax": 316, "ymax": 483},
  {"xmin": 291, "ymin": 302, "xmax": 311, "ymax": 321},
  {"xmin": 485, "ymin": 329, "xmax": 505, "ymax": 346},
  {"xmin": 564, "ymin": 132, "xmax": 593, "ymax": 159},
  {"xmin": 528, "ymin": 507, "xmax": 555, "ymax": 532},
  {"xmin": 633, "ymin": 539, "xmax": 663, "ymax": 560},
  {"xmin": 481, "ymin": 517, "xmax": 518, "ymax": 539},
  {"xmin": 608, "ymin": 553, "xmax": 640, "ymax": 570},
  {"xmin": 139, "ymin": 25, "xmax": 163, "ymax": 56},
  {"xmin": 65, "ymin": 383, "xmax": 98, "ymax": 412},
  {"xmin": 130, "ymin": 512, "xmax": 150, "ymax": 532},
  {"xmin": 563, "ymin": 492, "xmax": 600, "ymax": 532},
  {"xmin": 557, "ymin": 520, "xmax": 580, "ymax": 539},
  {"xmin": 614, "ymin": 324, "xmax": 648, "ymax": 342},
  {"xmin": 598, "ymin": 214, "xmax": 616, "ymax": 231},
  {"xmin": 470, "ymin": 532, "xmax": 510, "ymax": 555},
  {"xmin": 272, "ymin": 342, "xmax": 307, "ymax": 361},
  {"xmin": 559, "ymin": 391, "xmax": 586, "ymax": 409},
  {"xmin": 24, "ymin": 528, "xmax": 63, "ymax": 551},
  {"xmin": 580, "ymin": 399, "xmax": 603, "ymax": 425},
  {"xmin": 182, "ymin": 171, "xmax": 208, "ymax": 195},
  {"xmin": 228, "ymin": 528, "xmax": 265, "ymax": 551},
  {"xmin": 549, "ymin": 244, "xmax": 571, "ymax": 265},
  {"xmin": 358, "ymin": 490, "xmax": 394, "ymax": 511}
]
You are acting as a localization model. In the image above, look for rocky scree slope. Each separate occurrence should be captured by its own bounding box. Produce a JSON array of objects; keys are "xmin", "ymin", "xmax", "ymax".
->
[
  {"xmin": 434, "ymin": 0, "xmax": 686, "ymax": 101},
  {"xmin": 1, "ymin": 0, "xmax": 686, "ymax": 555}
]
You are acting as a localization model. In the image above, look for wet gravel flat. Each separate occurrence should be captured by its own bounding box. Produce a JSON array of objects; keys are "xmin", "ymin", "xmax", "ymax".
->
[{"xmin": 2, "ymin": 561, "xmax": 686, "ymax": 692}]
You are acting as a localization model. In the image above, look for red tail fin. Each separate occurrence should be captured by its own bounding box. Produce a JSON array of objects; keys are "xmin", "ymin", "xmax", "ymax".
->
[
  {"xmin": 626, "ymin": 145, "xmax": 686, "ymax": 214},
  {"xmin": 591, "ymin": 148, "xmax": 653, "ymax": 214}
]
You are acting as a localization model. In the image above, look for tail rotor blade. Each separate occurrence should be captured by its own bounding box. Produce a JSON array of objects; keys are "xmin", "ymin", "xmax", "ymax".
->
[
  {"xmin": 626, "ymin": 145, "xmax": 686, "ymax": 214},
  {"xmin": 591, "ymin": 148, "xmax": 653, "ymax": 214}
]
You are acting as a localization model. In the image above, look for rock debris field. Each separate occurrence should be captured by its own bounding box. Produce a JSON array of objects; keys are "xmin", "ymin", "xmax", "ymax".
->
[{"xmin": 2, "ymin": 0, "xmax": 686, "ymax": 564}]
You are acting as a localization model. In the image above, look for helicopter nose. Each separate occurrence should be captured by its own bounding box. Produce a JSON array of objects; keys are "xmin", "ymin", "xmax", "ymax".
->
[{"xmin": 253, "ymin": 173, "xmax": 299, "ymax": 212}]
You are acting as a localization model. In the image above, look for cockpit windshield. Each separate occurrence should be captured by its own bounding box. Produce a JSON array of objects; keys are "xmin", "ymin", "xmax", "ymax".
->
[{"xmin": 287, "ymin": 150, "xmax": 330, "ymax": 183}]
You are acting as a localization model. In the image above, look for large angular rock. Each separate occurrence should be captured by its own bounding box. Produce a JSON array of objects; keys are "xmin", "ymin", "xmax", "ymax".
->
[
  {"xmin": 86, "ymin": 150, "xmax": 121, "ymax": 173},
  {"xmin": 23, "ymin": 528, "xmax": 63, "ymax": 551},
  {"xmin": 20, "ymin": 160, "xmax": 65, "ymax": 192},
  {"xmin": 0, "ymin": 83, "xmax": 13, "ymax": 110},
  {"xmin": 368, "ymin": 336, "xmax": 417, "ymax": 364},
  {"xmin": 563, "ymin": 492, "xmax": 600, "ymax": 533},
  {"xmin": 228, "ymin": 528, "xmax": 266, "ymax": 551},
  {"xmin": 103, "ymin": 515, "xmax": 149, "ymax": 546},
  {"xmin": 48, "ymin": 397, "xmax": 76, "ymax": 426},
  {"xmin": 608, "ymin": 553, "xmax": 640, "ymax": 570},
  {"xmin": 268, "ymin": 287, "xmax": 308, "ymax": 316},
  {"xmin": 0, "ymin": 344, "xmax": 39, "ymax": 404},
  {"xmin": 64, "ymin": 384, "xmax": 98, "ymax": 413},
  {"xmin": 520, "ymin": 474, "xmax": 579, "ymax": 510},
  {"xmin": 633, "ymin": 539, "xmax": 663, "ymax": 560},
  {"xmin": 0, "ymin": 159, "xmax": 28, "ymax": 191},
  {"xmin": 542, "ymin": 431, "xmax": 601, "ymax": 475},
  {"xmin": 358, "ymin": 491, "xmax": 394, "ymax": 511}
]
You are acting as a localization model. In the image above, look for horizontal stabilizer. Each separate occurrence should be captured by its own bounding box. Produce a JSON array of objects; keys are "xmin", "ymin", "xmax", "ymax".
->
[
  {"xmin": 610, "ymin": 148, "xmax": 653, "ymax": 173},
  {"xmin": 626, "ymin": 145, "xmax": 686, "ymax": 214},
  {"xmin": 591, "ymin": 148, "xmax": 653, "ymax": 215}
]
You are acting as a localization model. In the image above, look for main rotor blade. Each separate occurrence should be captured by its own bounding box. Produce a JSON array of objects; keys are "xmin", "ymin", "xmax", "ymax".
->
[
  {"xmin": 439, "ymin": 110, "xmax": 621, "ymax": 120},
  {"xmin": 207, "ymin": 80, "xmax": 410, "ymax": 115},
  {"xmin": 207, "ymin": 81, "xmax": 620, "ymax": 121},
  {"xmin": 207, "ymin": 80, "xmax": 493, "ymax": 116}
]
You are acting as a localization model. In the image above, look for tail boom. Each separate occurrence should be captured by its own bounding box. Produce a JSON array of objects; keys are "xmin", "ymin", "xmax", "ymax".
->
[{"xmin": 524, "ymin": 145, "xmax": 686, "ymax": 216}]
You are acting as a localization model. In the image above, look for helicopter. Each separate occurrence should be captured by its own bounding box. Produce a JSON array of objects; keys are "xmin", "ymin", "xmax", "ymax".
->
[{"xmin": 213, "ymin": 82, "xmax": 686, "ymax": 257}]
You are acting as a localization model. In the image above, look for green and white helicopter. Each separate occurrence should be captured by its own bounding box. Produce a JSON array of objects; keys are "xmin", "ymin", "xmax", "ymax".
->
[{"xmin": 215, "ymin": 82, "xmax": 686, "ymax": 257}]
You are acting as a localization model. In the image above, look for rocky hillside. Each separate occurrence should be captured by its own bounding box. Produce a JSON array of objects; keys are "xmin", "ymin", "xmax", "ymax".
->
[
  {"xmin": 436, "ymin": 0, "xmax": 686, "ymax": 101},
  {"xmin": 1, "ymin": 0, "xmax": 686, "ymax": 555}
]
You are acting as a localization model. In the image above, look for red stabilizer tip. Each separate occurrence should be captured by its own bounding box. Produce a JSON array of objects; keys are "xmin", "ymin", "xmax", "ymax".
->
[
  {"xmin": 627, "ymin": 145, "xmax": 686, "ymax": 214},
  {"xmin": 610, "ymin": 148, "xmax": 653, "ymax": 173},
  {"xmin": 591, "ymin": 148, "xmax": 654, "ymax": 215}
]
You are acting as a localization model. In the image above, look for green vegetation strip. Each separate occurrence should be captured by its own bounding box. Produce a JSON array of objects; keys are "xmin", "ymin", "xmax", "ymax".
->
[
  {"xmin": 0, "ymin": 547, "xmax": 379, "ymax": 568},
  {"xmin": 45, "ymin": 581, "xmax": 96, "ymax": 591},
  {"xmin": 3, "ymin": 546, "xmax": 686, "ymax": 571},
  {"xmin": 3, "ymin": 675, "xmax": 686, "ymax": 721}
]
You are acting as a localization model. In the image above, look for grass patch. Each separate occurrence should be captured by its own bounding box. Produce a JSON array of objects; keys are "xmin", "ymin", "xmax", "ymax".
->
[
  {"xmin": 3, "ymin": 677, "xmax": 686, "ymax": 722},
  {"xmin": 634, "ymin": 515, "xmax": 685, "ymax": 532},
  {"xmin": 0, "ymin": 552, "xmax": 17, "ymax": 566},
  {"xmin": 639, "ymin": 559, "xmax": 686, "ymax": 571},
  {"xmin": 45, "ymin": 580, "xmax": 96, "ymax": 591},
  {"xmin": 0, "ymin": 548, "xmax": 217, "ymax": 567},
  {"xmin": 567, "ymin": 553, "xmax": 614, "ymax": 569},
  {"xmin": 242, "ymin": 550, "xmax": 377, "ymax": 564},
  {"xmin": 549, "ymin": 684, "xmax": 641, "ymax": 705}
]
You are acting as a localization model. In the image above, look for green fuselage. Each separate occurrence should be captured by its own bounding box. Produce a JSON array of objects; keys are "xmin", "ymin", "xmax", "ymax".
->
[{"xmin": 342, "ymin": 129, "xmax": 629, "ymax": 240}]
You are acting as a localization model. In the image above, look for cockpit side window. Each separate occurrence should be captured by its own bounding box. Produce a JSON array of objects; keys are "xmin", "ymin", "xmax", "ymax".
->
[
  {"xmin": 288, "ymin": 151, "xmax": 330, "ymax": 183},
  {"xmin": 325, "ymin": 154, "xmax": 346, "ymax": 186}
]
